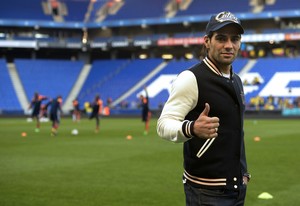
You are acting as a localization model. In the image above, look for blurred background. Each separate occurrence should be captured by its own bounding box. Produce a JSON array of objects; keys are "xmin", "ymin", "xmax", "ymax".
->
[{"xmin": 0, "ymin": 0, "xmax": 299, "ymax": 118}]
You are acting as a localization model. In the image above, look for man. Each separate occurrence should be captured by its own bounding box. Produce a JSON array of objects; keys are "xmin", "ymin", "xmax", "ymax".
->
[
  {"xmin": 28, "ymin": 92, "xmax": 48, "ymax": 132},
  {"xmin": 140, "ymin": 86, "xmax": 151, "ymax": 135},
  {"xmin": 157, "ymin": 11, "xmax": 250, "ymax": 206},
  {"xmin": 72, "ymin": 98, "xmax": 81, "ymax": 122},
  {"xmin": 49, "ymin": 95, "xmax": 63, "ymax": 136},
  {"xmin": 89, "ymin": 94, "xmax": 103, "ymax": 133}
]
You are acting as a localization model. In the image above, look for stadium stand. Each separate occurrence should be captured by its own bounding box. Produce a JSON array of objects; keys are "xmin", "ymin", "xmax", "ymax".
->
[
  {"xmin": 125, "ymin": 58, "xmax": 200, "ymax": 109},
  {"xmin": 63, "ymin": 0, "xmax": 89, "ymax": 22},
  {"xmin": 242, "ymin": 57, "xmax": 300, "ymax": 105},
  {"xmin": 175, "ymin": 0, "xmax": 251, "ymax": 16},
  {"xmin": 263, "ymin": 0, "xmax": 300, "ymax": 11},
  {"xmin": 103, "ymin": 0, "xmax": 169, "ymax": 21},
  {"xmin": 0, "ymin": 59, "xmax": 22, "ymax": 112},
  {"xmin": 0, "ymin": 0, "xmax": 299, "ymax": 116},
  {"xmin": 78, "ymin": 58, "xmax": 163, "ymax": 107},
  {"xmin": 1, "ymin": 55, "xmax": 300, "ymax": 113},
  {"xmin": 15, "ymin": 59, "xmax": 84, "ymax": 107},
  {"xmin": 0, "ymin": 1, "xmax": 52, "ymax": 21},
  {"xmin": 78, "ymin": 59, "xmax": 130, "ymax": 104}
]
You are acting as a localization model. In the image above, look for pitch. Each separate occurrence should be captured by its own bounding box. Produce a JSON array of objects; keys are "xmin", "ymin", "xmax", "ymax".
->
[{"xmin": 0, "ymin": 117, "xmax": 299, "ymax": 206}]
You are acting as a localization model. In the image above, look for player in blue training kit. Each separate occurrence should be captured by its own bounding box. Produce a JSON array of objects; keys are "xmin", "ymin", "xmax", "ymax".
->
[
  {"xmin": 140, "ymin": 86, "xmax": 151, "ymax": 135},
  {"xmin": 89, "ymin": 94, "xmax": 103, "ymax": 133},
  {"xmin": 48, "ymin": 95, "xmax": 63, "ymax": 136},
  {"xmin": 28, "ymin": 92, "xmax": 48, "ymax": 132}
]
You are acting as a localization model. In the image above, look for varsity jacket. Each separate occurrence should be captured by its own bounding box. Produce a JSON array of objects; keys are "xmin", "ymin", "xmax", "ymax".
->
[{"xmin": 157, "ymin": 57, "xmax": 247, "ymax": 191}]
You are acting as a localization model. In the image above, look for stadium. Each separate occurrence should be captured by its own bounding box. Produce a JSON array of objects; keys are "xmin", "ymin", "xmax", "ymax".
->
[{"xmin": 0, "ymin": 0, "xmax": 299, "ymax": 206}]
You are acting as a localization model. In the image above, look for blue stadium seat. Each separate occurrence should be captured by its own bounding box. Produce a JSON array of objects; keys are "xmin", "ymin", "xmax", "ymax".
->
[
  {"xmin": 78, "ymin": 59, "xmax": 130, "ymax": 104},
  {"xmin": 15, "ymin": 59, "xmax": 84, "ymax": 103},
  {"xmin": 0, "ymin": 59, "xmax": 22, "ymax": 111}
]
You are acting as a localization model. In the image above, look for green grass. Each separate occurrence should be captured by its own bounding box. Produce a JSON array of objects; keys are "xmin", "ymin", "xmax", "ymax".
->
[{"xmin": 0, "ymin": 117, "xmax": 299, "ymax": 206}]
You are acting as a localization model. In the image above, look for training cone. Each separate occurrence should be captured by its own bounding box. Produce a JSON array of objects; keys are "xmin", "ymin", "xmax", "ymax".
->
[
  {"xmin": 258, "ymin": 192, "xmax": 273, "ymax": 199},
  {"xmin": 21, "ymin": 132, "xmax": 27, "ymax": 137},
  {"xmin": 126, "ymin": 135, "xmax": 132, "ymax": 140},
  {"xmin": 254, "ymin": 136, "xmax": 261, "ymax": 142}
]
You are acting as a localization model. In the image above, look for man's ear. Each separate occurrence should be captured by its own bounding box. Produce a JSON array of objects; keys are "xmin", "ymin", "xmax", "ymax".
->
[{"xmin": 204, "ymin": 35, "xmax": 210, "ymax": 48}]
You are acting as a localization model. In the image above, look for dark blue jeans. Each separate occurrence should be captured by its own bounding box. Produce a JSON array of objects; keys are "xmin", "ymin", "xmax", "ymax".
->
[{"xmin": 184, "ymin": 183, "xmax": 247, "ymax": 206}]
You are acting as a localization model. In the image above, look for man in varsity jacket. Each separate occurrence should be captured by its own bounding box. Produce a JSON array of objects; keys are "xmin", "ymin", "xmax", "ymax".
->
[{"xmin": 157, "ymin": 11, "xmax": 250, "ymax": 206}]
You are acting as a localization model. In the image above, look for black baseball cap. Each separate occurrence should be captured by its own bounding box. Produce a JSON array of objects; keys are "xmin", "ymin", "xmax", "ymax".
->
[{"xmin": 206, "ymin": 11, "xmax": 244, "ymax": 34}]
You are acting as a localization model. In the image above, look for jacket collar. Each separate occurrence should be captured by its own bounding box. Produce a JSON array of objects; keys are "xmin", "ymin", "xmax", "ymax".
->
[{"xmin": 203, "ymin": 57, "xmax": 234, "ymax": 78}]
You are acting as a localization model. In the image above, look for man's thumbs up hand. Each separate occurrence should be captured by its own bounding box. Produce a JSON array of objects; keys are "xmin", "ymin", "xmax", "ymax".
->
[
  {"xmin": 200, "ymin": 102, "xmax": 210, "ymax": 116},
  {"xmin": 193, "ymin": 103, "xmax": 219, "ymax": 139}
]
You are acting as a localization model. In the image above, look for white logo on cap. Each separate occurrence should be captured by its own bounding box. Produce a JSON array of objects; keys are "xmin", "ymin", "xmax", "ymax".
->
[{"xmin": 215, "ymin": 11, "xmax": 239, "ymax": 23}]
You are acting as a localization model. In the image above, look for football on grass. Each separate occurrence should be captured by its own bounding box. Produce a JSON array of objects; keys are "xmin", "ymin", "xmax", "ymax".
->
[{"xmin": 71, "ymin": 129, "xmax": 79, "ymax": 135}]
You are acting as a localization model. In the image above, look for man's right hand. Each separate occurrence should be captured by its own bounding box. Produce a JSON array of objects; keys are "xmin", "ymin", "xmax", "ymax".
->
[{"xmin": 193, "ymin": 103, "xmax": 220, "ymax": 139}]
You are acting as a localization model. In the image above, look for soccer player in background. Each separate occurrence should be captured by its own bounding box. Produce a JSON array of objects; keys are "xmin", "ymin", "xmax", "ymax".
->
[
  {"xmin": 140, "ymin": 86, "xmax": 151, "ymax": 135},
  {"xmin": 28, "ymin": 92, "xmax": 48, "ymax": 132},
  {"xmin": 72, "ymin": 98, "xmax": 81, "ymax": 122},
  {"xmin": 89, "ymin": 94, "xmax": 103, "ymax": 133},
  {"xmin": 48, "ymin": 95, "xmax": 63, "ymax": 136}
]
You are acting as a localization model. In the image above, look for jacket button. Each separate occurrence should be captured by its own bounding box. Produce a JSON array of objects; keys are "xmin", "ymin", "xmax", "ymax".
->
[
  {"xmin": 234, "ymin": 185, "xmax": 238, "ymax": 189},
  {"xmin": 233, "ymin": 177, "xmax": 237, "ymax": 181}
]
